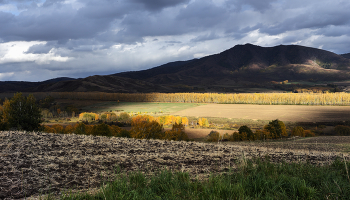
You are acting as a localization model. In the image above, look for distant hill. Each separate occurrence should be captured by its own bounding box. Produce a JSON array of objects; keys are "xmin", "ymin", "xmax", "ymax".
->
[
  {"xmin": 342, "ymin": 53, "xmax": 350, "ymax": 59},
  {"xmin": 1, "ymin": 44, "xmax": 350, "ymax": 93},
  {"xmin": 0, "ymin": 77, "xmax": 75, "ymax": 93}
]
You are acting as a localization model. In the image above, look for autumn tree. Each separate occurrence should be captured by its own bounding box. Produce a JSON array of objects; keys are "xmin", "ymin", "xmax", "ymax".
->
[
  {"xmin": 292, "ymin": 126, "xmax": 305, "ymax": 137},
  {"xmin": 238, "ymin": 125, "xmax": 254, "ymax": 140},
  {"xmin": 264, "ymin": 119, "xmax": 287, "ymax": 139},
  {"xmin": 51, "ymin": 124, "xmax": 64, "ymax": 134},
  {"xmin": 3, "ymin": 93, "xmax": 42, "ymax": 131},
  {"xmin": 131, "ymin": 120, "xmax": 164, "ymax": 139},
  {"xmin": 164, "ymin": 123, "xmax": 189, "ymax": 141},
  {"xmin": 207, "ymin": 130, "xmax": 220, "ymax": 142}
]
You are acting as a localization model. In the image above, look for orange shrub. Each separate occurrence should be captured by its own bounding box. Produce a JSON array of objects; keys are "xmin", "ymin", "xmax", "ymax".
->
[
  {"xmin": 43, "ymin": 125, "xmax": 55, "ymax": 133},
  {"xmin": 131, "ymin": 115, "xmax": 155, "ymax": 126},
  {"xmin": 51, "ymin": 124, "xmax": 64, "ymax": 134},
  {"xmin": 164, "ymin": 123, "xmax": 189, "ymax": 141},
  {"xmin": 64, "ymin": 125, "xmax": 75, "ymax": 134},
  {"xmin": 304, "ymin": 130, "xmax": 315, "ymax": 137},
  {"xmin": 85, "ymin": 125, "xmax": 94, "ymax": 135}
]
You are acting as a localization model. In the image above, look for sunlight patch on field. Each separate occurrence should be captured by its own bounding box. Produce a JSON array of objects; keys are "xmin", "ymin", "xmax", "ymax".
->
[
  {"xmin": 83, "ymin": 102, "xmax": 205, "ymax": 115},
  {"xmin": 173, "ymin": 104, "xmax": 350, "ymax": 122}
]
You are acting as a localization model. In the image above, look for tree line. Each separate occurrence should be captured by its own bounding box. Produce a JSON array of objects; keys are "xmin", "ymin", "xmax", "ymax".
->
[
  {"xmin": 44, "ymin": 119, "xmax": 189, "ymax": 141},
  {"xmin": 207, "ymin": 119, "xmax": 316, "ymax": 142},
  {"xmin": 21, "ymin": 92, "xmax": 350, "ymax": 106}
]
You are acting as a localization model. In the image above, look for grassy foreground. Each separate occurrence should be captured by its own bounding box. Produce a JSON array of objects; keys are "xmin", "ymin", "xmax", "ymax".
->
[{"xmin": 54, "ymin": 158, "xmax": 350, "ymax": 200}]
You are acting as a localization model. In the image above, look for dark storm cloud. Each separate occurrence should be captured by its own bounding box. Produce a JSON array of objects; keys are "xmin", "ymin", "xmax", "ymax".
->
[
  {"xmin": 1, "ymin": 0, "xmax": 350, "ymax": 81},
  {"xmin": 0, "ymin": 0, "xmax": 128, "ymax": 42},
  {"xmin": 176, "ymin": 0, "xmax": 228, "ymax": 29},
  {"xmin": 260, "ymin": 1, "xmax": 350, "ymax": 35},
  {"xmin": 130, "ymin": 0, "xmax": 190, "ymax": 11},
  {"xmin": 226, "ymin": 0, "xmax": 278, "ymax": 12},
  {"xmin": 0, "ymin": 0, "xmax": 38, "ymax": 3}
]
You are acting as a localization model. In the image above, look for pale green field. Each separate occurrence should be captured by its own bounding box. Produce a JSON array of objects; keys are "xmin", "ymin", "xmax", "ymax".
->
[{"xmin": 82, "ymin": 102, "xmax": 205, "ymax": 115}]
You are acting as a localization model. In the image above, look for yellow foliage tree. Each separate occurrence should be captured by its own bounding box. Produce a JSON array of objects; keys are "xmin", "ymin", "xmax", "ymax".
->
[
  {"xmin": 131, "ymin": 115, "xmax": 155, "ymax": 126},
  {"xmin": 181, "ymin": 117, "xmax": 189, "ymax": 126},
  {"xmin": 201, "ymin": 118, "xmax": 209, "ymax": 127},
  {"xmin": 131, "ymin": 121, "xmax": 164, "ymax": 139},
  {"xmin": 198, "ymin": 118, "xmax": 203, "ymax": 127}
]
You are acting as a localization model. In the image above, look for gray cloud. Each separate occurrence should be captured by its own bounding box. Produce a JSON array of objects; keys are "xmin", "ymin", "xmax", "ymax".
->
[
  {"xmin": 26, "ymin": 43, "xmax": 53, "ymax": 54},
  {"xmin": 130, "ymin": 0, "xmax": 190, "ymax": 11},
  {"xmin": 1, "ymin": 0, "xmax": 350, "ymax": 81}
]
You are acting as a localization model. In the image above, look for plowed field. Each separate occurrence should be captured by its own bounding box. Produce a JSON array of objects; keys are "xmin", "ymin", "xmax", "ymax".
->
[{"xmin": 1, "ymin": 131, "xmax": 349, "ymax": 199}]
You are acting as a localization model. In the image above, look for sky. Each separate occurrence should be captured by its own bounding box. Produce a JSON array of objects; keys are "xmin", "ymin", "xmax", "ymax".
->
[{"xmin": 0, "ymin": 0, "xmax": 350, "ymax": 82}]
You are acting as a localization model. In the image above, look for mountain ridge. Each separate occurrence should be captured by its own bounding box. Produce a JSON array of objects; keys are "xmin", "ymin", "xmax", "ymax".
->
[{"xmin": 1, "ymin": 44, "xmax": 350, "ymax": 93}]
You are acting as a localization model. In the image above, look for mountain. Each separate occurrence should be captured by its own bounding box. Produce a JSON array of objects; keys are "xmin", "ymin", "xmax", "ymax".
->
[
  {"xmin": 1, "ymin": 44, "xmax": 350, "ymax": 93},
  {"xmin": 32, "ymin": 75, "xmax": 172, "ymax": 93},
  {"xmin": 0, "ymin": 77, "xmax": 75, "ymax": 93},
  {"xmin": 342, "ymin": 53, "xmax": 350, "ymax": 59},
  {"xmin": 115, "ymin": 44, "xmax": 350, "ymax": 85}
]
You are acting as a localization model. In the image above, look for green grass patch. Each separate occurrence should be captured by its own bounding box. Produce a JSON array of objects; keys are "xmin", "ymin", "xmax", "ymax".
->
[
  {"xmin": 57, "ymin": 158, "xmax": 350, "ymax": 200},
  {"xmin": 82, "ymin": 102, "xmax": 205, "ymax": 115}
]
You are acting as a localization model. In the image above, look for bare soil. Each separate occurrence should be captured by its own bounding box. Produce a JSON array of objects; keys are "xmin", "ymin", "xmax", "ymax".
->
[
  {"xmin": 173, "ymin": 104, "xmax": 350, "ymax": 122},
  {"xmin": 1, "ymin": 131, "xmax": 350, "ymax": 199}
]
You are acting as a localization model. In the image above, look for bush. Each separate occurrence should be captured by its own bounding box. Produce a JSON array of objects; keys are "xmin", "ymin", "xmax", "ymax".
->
[
  {"xmin": 255, "ymin": 129, "xmax": 271, "ymax": 140},
  {"xmin": 198, "ymin": 118, "xmax": 209, "ymax": 127},
  {"xmin": 230, "ymin": 131, "xmax": 240, "ymax": 141},
  {"xmin": 335, "ymin": 125, "xmax": 350, "ymax": 136},
  {"xmin": 131, "ymin": 115, "xmax": 155, "ymax": 126},
  {"xmin": 92, "ymin": 123, "xmax": 112, "ymax": 136},
  {"xmin": 109, "ymin": 125, "xmax": 131, "ymax": 138},
  {"xmin": 304, "ymin": 130, "xmax": 315, "ymax": 137},
  {"xmin": 117, "ymin": 129, "xmax": 132, "ymax": 138},
  {"xmin": 207, "ymin": 130, "xmax": 220, "ymax": 142},
  {"xmin": 238, "ymin": 125, "xmax": 254, "ymax": 140},
  {"xmin": 292, "ymin": 126, "xmax": 305, "ymax": 137},
  {"xmin": 79, "ymin": 112, "xmax": 98, "ymax": 121},
  {"xmin": 119, "ymin": 112, "xmax": 130, "ymax": 122},
  {"xmin": 51, "ymin": 124, "xmax": 64, "ymax": 134},
  {"xmin": 264, "ymin": 119, "xmax": 287, "ymax": 139},
  {"xmin": 75, "ymin": 123, "xmax": 86, "ymax": 135},
  {"xmin": 131, "ymin": 120, "xmax": 164, "ymax": 139},
  {"xmin": 64, "ymin": 125, "xmax": 75, "ymax": 134},
  {"xmin": 164, "ymin": 123, "xmax": 189, "ymax": 141},
  {"xmin": 43, "ymin": 125, "xmax": 55, "ymax": 133}
]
